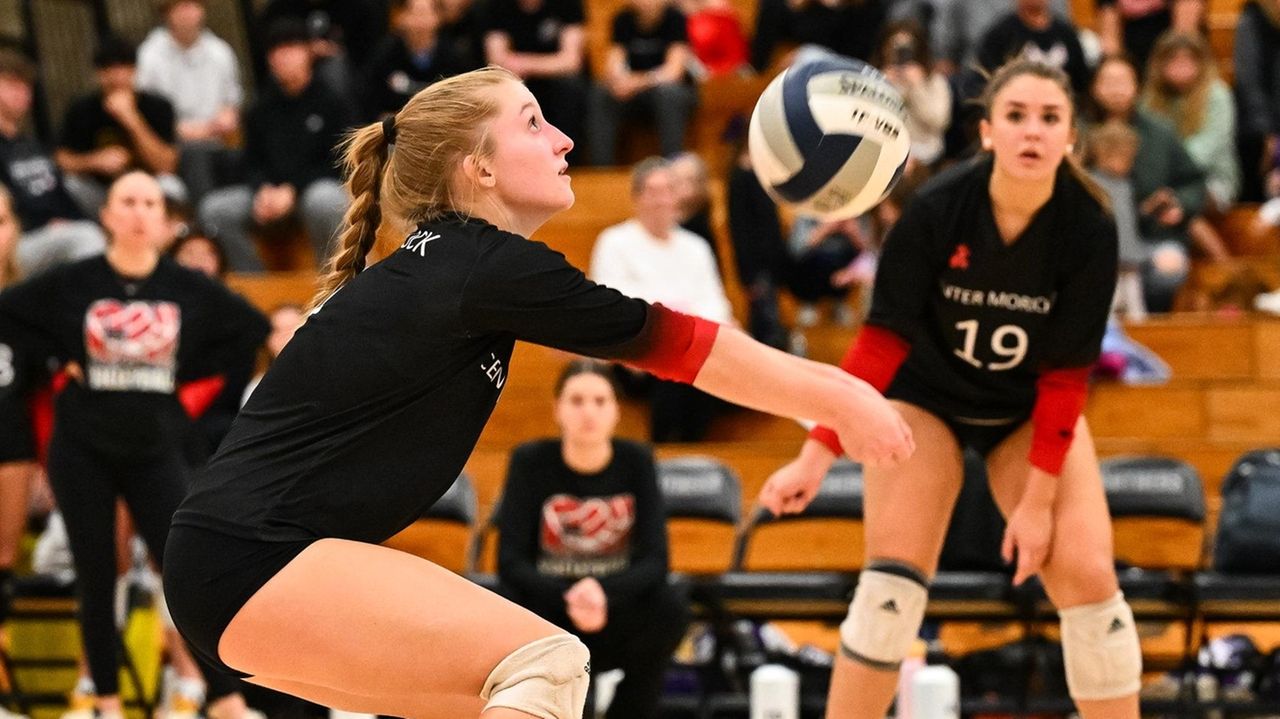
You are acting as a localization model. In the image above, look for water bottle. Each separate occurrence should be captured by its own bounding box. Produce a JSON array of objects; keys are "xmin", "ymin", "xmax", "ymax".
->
[
  {"xmin": 750, "ymin": 663, "xmax": 799, "ymax": 719},
  {"xmin": 896, "ymin": 639, "xmax": 928, "ymax": 719},
  {"xmin": 911, "ymin": 664, "xmax": 960, "ymax": 719}
]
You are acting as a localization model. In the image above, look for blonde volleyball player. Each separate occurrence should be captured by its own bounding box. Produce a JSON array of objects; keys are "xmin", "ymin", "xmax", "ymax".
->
[
  {"xmin": 161, "ymin": 66, "xmax": 914, "ymax": 719},
  {"xmin": 761, "ymin": 59, "xmax": 1141, "ymax": 719}
]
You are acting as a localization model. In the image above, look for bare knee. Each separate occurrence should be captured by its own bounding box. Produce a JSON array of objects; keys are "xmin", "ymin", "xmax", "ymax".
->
[{"xmin": 1044, "ymin": 553, "xmax": 1119, "ymax": 609}]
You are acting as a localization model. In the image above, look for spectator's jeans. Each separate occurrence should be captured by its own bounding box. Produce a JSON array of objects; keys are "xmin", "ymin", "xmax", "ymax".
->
[
  {"xmin": 178, "ymin": 140, "xmax": 239, "ymax": 205},
  {"xmin": 587, "ymin": 82, "xmax": 697, "ymax": 166},
  {"xmin": 64, "ymin": 172, "xmax": 188, "ymax": 216},
  {"xmin": 15, "ymin": 220, "xmax": 107, "ymax": 277},
  {"xmin": 198, "ymin": 179, "xmax": 348, "ymax": 272},
  {"xmin": 1141, "ymin": 239, "xmax": 1190, "ymax": 313}
]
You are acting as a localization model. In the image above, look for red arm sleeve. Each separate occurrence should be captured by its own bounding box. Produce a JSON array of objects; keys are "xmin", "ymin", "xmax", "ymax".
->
[
  {"xmin": 1028, "ymin": 367, "xmax": 1090, "ymax": 475},
  {"xmin": 624, "ymin": 304, "xmax": 720, "ymax": 384},
  {"xmin": 808, "ymin": 324, "xmax": 911, "ymax": 455}
]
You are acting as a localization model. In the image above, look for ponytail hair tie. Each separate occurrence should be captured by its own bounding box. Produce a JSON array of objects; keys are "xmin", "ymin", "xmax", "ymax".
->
[{"xmin": 382, "ymin": 116, "xmax": 397, "ymax": 148}]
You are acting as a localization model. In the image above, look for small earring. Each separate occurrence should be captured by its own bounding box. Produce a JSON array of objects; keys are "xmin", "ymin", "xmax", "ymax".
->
[
  {"xmin": 981, "ymin": 139, "xmax": 992, "ymax": 151},
  {"xmin": 1066, "ymin": 143, "xmax": 1075, "ymax": 154}
]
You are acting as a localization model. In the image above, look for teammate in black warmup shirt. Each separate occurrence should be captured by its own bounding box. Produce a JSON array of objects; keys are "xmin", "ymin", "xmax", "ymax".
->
[
  {"xmin": 498, "ymin": 360, "xmax": 690, "ymax": 719},
  {"xmin": 160, "ymin": 66, "xmax": 914, "ymax": 719},
  {"xmin": 0, "ymin": 172, "xmax": 267, "ymax": 719},
  {"xmin": 761, "ymin": 60, "xmax": 1140, "ymax": 719}
]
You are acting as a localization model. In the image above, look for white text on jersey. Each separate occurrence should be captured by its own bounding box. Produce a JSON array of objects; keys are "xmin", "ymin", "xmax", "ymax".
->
[
  {"xmin": 402, "ymin": 229, "xmax": 442, "ymax": 256},
  {"xmin": 942, "ymin": 283, "xmax": 1053, "ymax": 315}
]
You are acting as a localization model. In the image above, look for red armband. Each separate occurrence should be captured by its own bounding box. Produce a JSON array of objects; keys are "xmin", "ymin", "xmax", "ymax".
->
[
  {"xmin": 627, "ymin": 304, "xmax": 720, "ymax": 384},
  {"xmin": 1028, "ymin": 367, "xmax": 1091, "ymax": 475},
  {"xmin": 177, "ymin": 375, "xmax": 226, "ymax": 419},
  {"xmin": 808, "ymin": 324, "xmax": 910, "ymax": 455}
]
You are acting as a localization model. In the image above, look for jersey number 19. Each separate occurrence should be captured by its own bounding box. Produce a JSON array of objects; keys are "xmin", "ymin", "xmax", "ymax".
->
[{"xmin": 953, "ymin": 320, "xmax": 1028, "ymax": 371}]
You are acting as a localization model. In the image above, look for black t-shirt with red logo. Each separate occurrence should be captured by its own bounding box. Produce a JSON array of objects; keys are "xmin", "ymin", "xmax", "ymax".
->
[
  {"xmin": 0, "ymin": 255, "xmax": 269, "ymax": 457},
  {"xmin": 498, "ymin": 438, "xmax": 668, "ymax": 607},
  {"xmin": 870, "ymin": 156, "xmax": 1117, "ymax": 422}
]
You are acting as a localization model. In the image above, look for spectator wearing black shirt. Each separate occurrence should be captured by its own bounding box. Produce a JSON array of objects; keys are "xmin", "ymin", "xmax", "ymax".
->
[
  {"xmin": 199, "ymin": 20, "xmax": 353, "ymax": 272},
  {"xmin": 0, "ymin": 50, "xmax": 105, "ymax": 277},
  {"xmin": 438, "ymin": 0, "xmax": 486, "ymax": 73},
  {"xmin": 750, "ymin": 0, "xmax": 886, "ymax": 73},
  {"xmin": 0, "ymin": 172, "xmax": 267, "ymax": 719},
  {"xmin": 362, "ymin": 0, "xmax": 469, "ymax": 120},
  {"xmin": 256, "ymin": 0, "xmax": 391, "ymax": 100},
  {"xmin": 1234, "ymin": 0, "xmax": 1280, "ymax": 202},
  {"xmin": 55, "ymin": 36, "xmax": 185, "ymax": 216},
  {"xmin": 498, "ymin": 360, "xmax": 690, "ymax": 719},
  {"xmin": 976, "ymin": 0, "xmax": 1090, "ymax": 96},
  {"xmin": 587, "ymin": 0, "xmax": 696, "ymax": 166},
  {"xmin": 1097, "ymin": 0, "xmax": 1203, "ymax": 74},
  {"xmin": 483, "ymin": 0, "xmax": 590, "ymax": 164}
]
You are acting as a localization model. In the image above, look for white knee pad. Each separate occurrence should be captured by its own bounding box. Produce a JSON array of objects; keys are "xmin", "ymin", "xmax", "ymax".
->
[
  {"xmin": 839, "ymin": 562, "xmax": 929, "ymax": 670},
  {"xmin": 481, "ymin": 634, "xmax": 591, "ymax": 719},
  {"xmin": 1059, "ymin": 592, "xmax": 1143, "ymax": 701}
]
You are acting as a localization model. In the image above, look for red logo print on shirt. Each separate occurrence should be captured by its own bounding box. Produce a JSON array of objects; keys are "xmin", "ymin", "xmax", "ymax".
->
[
  {"xmin": 949, "ymin": 244, "xmax": 970, "ymax": 270},
  {"xmin": 540, "ymin": 493, "xmax": 635, "ymax": 556},
  {"xmin": 83, "ymin": 299, "xmax": 181, "ymax": 392}
]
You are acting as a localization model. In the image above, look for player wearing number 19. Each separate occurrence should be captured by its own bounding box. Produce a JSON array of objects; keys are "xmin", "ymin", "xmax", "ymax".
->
[{"xmin": 759, "ymin": 59, "xmax": 1139, "ymax": 719}]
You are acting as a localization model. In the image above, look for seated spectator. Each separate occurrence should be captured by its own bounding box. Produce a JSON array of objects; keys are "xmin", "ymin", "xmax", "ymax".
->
[
  {"xmin": 1086, "ymin": 120, "xmax": 1154, "ymax": 320},
  {"xmin": 0, "ymin": 50, "xmax": 106, "ymax": 278},
  {"xmin": 1090, "ymin": 54, "xmax": 1208, "ymax": 311},
  {"xmin": 590, "ymin": 157, "xmax": 732, "ymax": 441},
  {"xmin": 786, "ymin": 215, "xmax": 863, "ymax": 329},
  {"xmin": 241, "ymin": 304, "xmax": 304, "ymax": 405},
  {"xmin": 680, "ymin": 0, "xmax": 750, "ymax": 79},
  {"xmin": 1233, "ymin": 0, "xmax": 1280, "ymax": 202},
  {"xmin": 750, "ymin": 0, "xmax": 886, "ymax": 72},
  {"xmin": 55, "ymin": 36, "xmax": 184, "ymax": 215},
  {"xmin": 362, "ymin": 0, "xmax": 470, "ymax": 121},
  {"xmin": 929, "ymin": 0, "xmax": 1072, "ymax": 77},
  {"xmin": 437, "ymin": 0, "xmax": 486, "ymax": 73},
  {"xmin": 483, "ymin": 0, "xmax": 589, "ymax": 164},
  {"xmin": 497, "ymin": 359, "xmax": 691, "ymax": 719},
  {"xmin": 1097, "ymin": 0, "xmax": 1203, "ymax": 73},
  {"xmin": 256, "ymin": 0, "xmax": 390, "ymax": 100},
  {"xmin": 170, "ymin": 227, "xmax": 227, "ymax": 280},
  {"xmin": 1143, "ymin": 31, "xmax": 1239, "ymax": 210},
  {"xmin": 199, "ymin": 20, "xmax": 352, "ymax": 272},
  {"xmin": 976, "ymin": 0, "xmax": 1090, "ymax": 95},
  {"xmin": 873, "ymin": 20, "xmax": 951, "ymax": 169},
  {"xmin": 728, "ymin": 144, "xmax": 789, "ymax": 350},
  {"xmin": 588, "ymin": 0, "xmax": 697, "ymax": 166},
  {"xmin": 136, "ymin": 0, "xmax": 243, "ymax": 204},
  {"xmin": 669, "ymin": 151, "xmax": 714, "ymax": 255}
]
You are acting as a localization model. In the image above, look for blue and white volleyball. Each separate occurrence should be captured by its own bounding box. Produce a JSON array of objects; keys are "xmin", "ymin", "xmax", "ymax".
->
[{"xmin": 748, "ymin": 49, "xmax": 911, "ymax": 220}]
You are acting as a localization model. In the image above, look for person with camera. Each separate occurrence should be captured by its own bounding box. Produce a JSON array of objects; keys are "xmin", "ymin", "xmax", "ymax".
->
[{"xmin": 874, "ymin": 20, "xmax": 950, "ymax": 172}]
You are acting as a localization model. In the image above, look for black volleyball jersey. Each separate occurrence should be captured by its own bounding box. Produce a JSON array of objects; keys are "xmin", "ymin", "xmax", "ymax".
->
[
  {"xmin": 0, "ymin": 256, "xmax": 269, "ymax": 455},
  {"xmin": 173, "ymin": 216, "xmax": 668, "ymax": 544},
  {"xmin": 871, "ymin": 157, "xmax": 1117, "ymax": 421}
]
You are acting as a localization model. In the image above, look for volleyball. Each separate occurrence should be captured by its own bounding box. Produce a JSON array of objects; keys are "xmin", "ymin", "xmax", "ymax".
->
[{"xmin": 748, "ymin": 50, "xmax": 912, "ymax": 220}]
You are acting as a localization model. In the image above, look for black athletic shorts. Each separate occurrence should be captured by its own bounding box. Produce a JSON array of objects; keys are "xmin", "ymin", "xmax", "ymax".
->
[
  {"xmin": 886, "ymin": 377, "xmax": 1029, "ymax": 457},
  {"xmin": 163, "ymin": 524, "xmax": 316, "ymax": 678},
  {"xmin": 0, "ymin": 390, "xmax": 35, "ymax": 463}
]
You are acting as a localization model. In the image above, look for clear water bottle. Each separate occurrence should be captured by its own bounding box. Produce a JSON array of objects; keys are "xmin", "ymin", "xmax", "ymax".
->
[
  {"xmin": 896, "ymin": 639, "xmax": 928, "ymax": 719},
  {"xmin": 911, "ymin": 664, "xmax": 960, "ymax": 719},
  {"xmin": 750, "ymin": 663, "xmax": 799, "ymax": 719}
]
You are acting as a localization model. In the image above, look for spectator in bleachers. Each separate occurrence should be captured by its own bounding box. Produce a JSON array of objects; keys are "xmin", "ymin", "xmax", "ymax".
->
[
  {"xmin": 1089, "ymin": 54, "xmax": 1207, "ymax": 311},
  {"xmin": 257, "ymin": 0, "xmax": 390, "ymax": 101},
  {"xmin": 750, "ymin": 0, "xmax": 887, "ymax": 72},
  {"xmin": 0, "ymin": 50, "xmax": 106, "ymax": 278},
  {"xmin": 669, "ymin": 151, "xmax": 715, "ymax": 256},
  {"xmin": 728, "ymin": 144, "xmax": 790, "ymax": 350},
  {"xmin": 136, "ymin": 0, "xmax": 244, "ymax": 205},
  {"xmin": 874, "ymin": 20, "xmax": 951, "ymax": 169},
  {"xmin": 483, "ymin": 0, "xmax": 589, "ymax": 165},
  {"xmin": 240, "ymin": 304, "xmax": 304, "ymax": 405},
  {"xmin": 363, "ymin": 0, "xmax": 469, "ymax": 121},
  {"xmin": 170, "ymin": 228, "xmax": 227, "ymax": 280},
  {"xmin": 199, "ymin": 20, "xmax": 353, "ymax": 272},
  {"xmin": 590, "ymin": 157, "xmax": 732, "ymax": 441},
  {"xmin": 1233, "ymin": 0, "xmax": 1280, "ymax": 203},
  {"xmin": 929, "ymin": 0, "xmax": 1072, "ymax": 77},
  {"xmin": 1097, "ymin": 0, "xmax": 1204, "ymax": 75},
  {"xmin": 588, "ymin": 0, "xmax": 697, "ymax": 166},
  {"xmin": 681, "ymin": 0, "xmax": 751, "ymax": 79},
  {"xmin": 0, "ymin": 171, "xmax": 267, "ymax": 719},
  {"xmin": 56, "ymin": 36, "xmax": 185, "ymax": 216},
  {"xmin": 1086, "ymin": 120, "xmax": 1155, "ymax": 319},
  {"xmin": 437, "ymin": 0, "xmax": 486, "ymax": 72},
  {"xmin": 1143, "ymin": 31, "xmax": 1240, "ymax": 211},
  {"xmin": 976, "ymin": 0, "xmax": 1090, "ymax": 95},
  {"xmin": 497, "ymin": 359, "xmax": 691, "ymax": 719},
  {"xmin": 786, "ymin": 215, "xmax": 864, "ymax": 329}
]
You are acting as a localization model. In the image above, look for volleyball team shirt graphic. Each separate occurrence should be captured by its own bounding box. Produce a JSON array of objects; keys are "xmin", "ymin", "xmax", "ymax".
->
[
  {"xmin": 538, "ymin": 493, "xmax": 637, "ymax": 577},
  {"xmin": 84, "ymin": 299, "xmax": 181, "ymax": 393}
]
